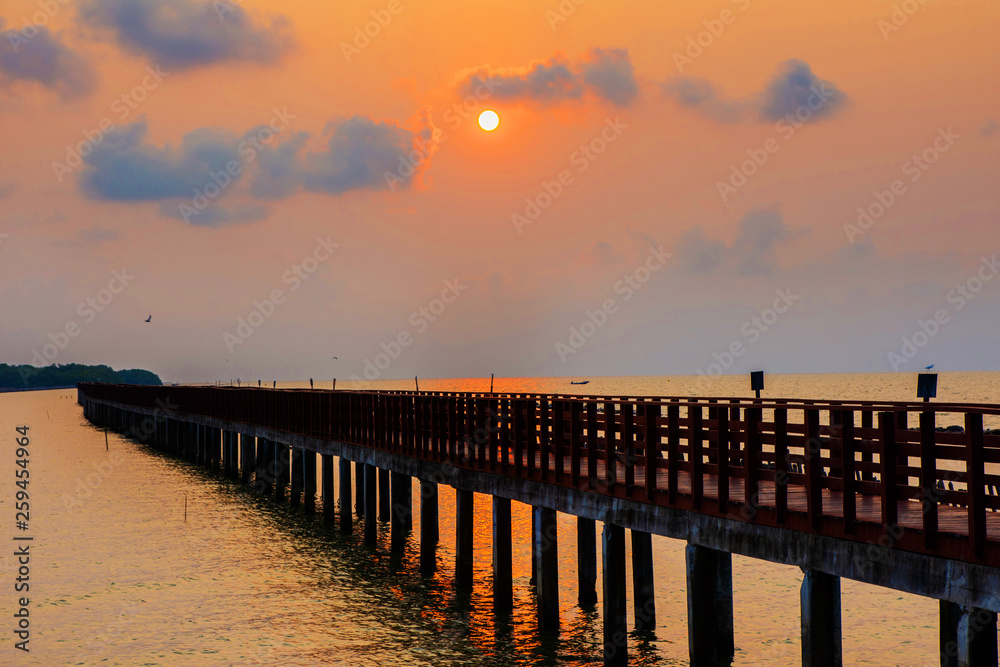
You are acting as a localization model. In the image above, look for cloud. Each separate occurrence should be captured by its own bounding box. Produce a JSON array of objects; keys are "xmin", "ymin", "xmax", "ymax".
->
[
  {"xmin": 664, "ymin": 59, "xmax": 848, "ymax": 124},
  {"xmin": 159, "ymin": 201, "xmax": 268, "ymax": 226},
  {"xmin": 78, "ymin": 0, "xmax": 293, "ymax": 69},
  {"xmin": 53, "ymin": 224, "xmax": 122, "ymax": 246},
  {"xmin": 0, "ymin": 19, "xmax": 98, "ymax": 99},
  {"xmin": 456, "ymin": 48, "xmax": 638, "ymax": 107},
  {"xmin": 676, "ymin": 208, "xmax": 797, "ymax": 276},
  {"xmin": 79, "ymin": 114, "xmax": 428, "ymax": 224},
  {"xmin": 252, "ymin": 115, "xmax": 430, "ymax": 198},
  {"xmin": 980, "ymin": 119, "xmax": 999, "ymax": 137},
  {"xmin": 757, "ymin": 60, "xmax": 848, "ymax": 121},
  {"xmin": 662, "ymin": 78, "xmax": 744, "ymax": 123},
  {"xmin": 80, "ymin": 118, "xmax": 244, "ymax": 201},
  {"xmin": 0, "ymin": 180, "xmax": 14, "ymax": 199}
]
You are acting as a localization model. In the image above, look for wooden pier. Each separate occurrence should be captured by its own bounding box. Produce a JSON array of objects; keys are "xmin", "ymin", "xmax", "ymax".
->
[{"xmin": 77, "ymin": 383, "xmax": 1000, "ymax": 666}]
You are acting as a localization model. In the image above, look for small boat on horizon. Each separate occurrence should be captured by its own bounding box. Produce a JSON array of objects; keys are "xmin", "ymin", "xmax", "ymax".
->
[{"xmin": 570, "ymin": 380, "xmax": 590, "ymax": 385}]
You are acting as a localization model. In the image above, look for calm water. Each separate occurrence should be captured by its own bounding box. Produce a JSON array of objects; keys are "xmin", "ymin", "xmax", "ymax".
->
[{"xmin": 2, "ymin": 372, "xmax": 998, "ymax": 666}]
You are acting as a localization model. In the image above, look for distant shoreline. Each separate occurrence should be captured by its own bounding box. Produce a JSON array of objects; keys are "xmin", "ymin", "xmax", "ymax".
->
[{"xmin": 0, "ymin": 385, "xmax": 77, "ymax": 393}]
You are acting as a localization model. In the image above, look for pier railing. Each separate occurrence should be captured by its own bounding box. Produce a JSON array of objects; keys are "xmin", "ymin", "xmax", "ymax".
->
[{"xmin": 78, "ymin": 383, "xmax": 1000, "ymax": 565}]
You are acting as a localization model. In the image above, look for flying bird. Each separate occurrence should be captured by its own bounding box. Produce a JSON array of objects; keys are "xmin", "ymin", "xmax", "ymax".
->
[
  {"xmin": 332, "ymin": 356, "xmax": 338, "ymax": 359},
  {"xmin": 145, "ymin": 315, "xmax": 152, "ymax": 323}
]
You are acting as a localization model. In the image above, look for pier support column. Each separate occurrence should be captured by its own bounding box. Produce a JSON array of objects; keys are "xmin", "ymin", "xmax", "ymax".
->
[
  {"xmin": 801, "ymin": 570, "xmax": 842, "ymax": 667},
  {"xmin": 631, "ymin": 530, "xmax": 656, "ymax": 632},
  {"xmin": 533, "ymin": 506, "xmax": 559, "ymax": 632},
  {"xmin": 578, "ymin": 517, "xmax": 598, "ymax": 607},
  {"xmin": 492, "ymin": 496, "xmax": 513, "ymax": 611},
  {"xmin": 303, "ymin": 451, "xmax": 316, "ymax": 514},
  {"xmin": 686, "ymin": 544, "xmax": 734, "ymax": 667},
  {"xmin": 378, "ymin": 468, "xmax": 390, "ymax": 523},
  {"xmin": 576, "ymin": 517, "xmax": 597, "ymax": 607},
  {"xmin": 274, "ymin": 443, "xmax": 288, "ymax": 501},
  {"xmin": 355, "ymin": 462, "xmax": 365, "ymax": 516},
  {"xmin": 339, "ymin": 458, "xmax": 352, "ymax": 533},
  {"xmin": 420, "ymin": 480, "xmax": 438, "ymax": 573},
  {"xmin": 241, "ymin": 434, "xmax": 255, "ymax": 485},
  {"xmin": 940, "ymin": 601, "xmax": 998, "ymax": 667},
  {"xmin": 364, "ymin": 464, "xmax": 377, "ymax": 544},
  {"xmin": 603, "ymin": 524, "xmax": 628, "ymax": 664},
  {"xmin": 322, "ymin": 455, "xmax": 335, "ymax": 522},
  {"xmin": 390, "ymin": 472, "xmax": 411, "ymax": 552},
  {"xmin": 289, "ymin": 448, "xmax": 302, "ymax": 507},
  {"xmin": 255, "ymin": 439, "xmax": 269, "ymax": 495},
  {"xmin": 456, "ymin": 489, "xmax": 474, "ymax": 586}
]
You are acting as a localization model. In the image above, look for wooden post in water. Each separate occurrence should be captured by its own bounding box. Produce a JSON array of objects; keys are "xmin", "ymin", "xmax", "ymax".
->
[
  {"xmin": 378, "ymin": 468, "xmax": 391, "ymax": 523},
  {"xmin": 533, "ymin": 506, "xmax": 559, "ymax": 632},
  {"xmin": 686, "ymin": 544, "xmax": 735, "ymax": 667},
  {"xmin": 940, "ymin": 600, "xmax": 998, "ymax": 667},
  {"xmin": 456, "ymin": 489, "xmax": 474, "ymax": 586},
  {"xmin": 289, "ymin": 448, "xmax": 302, "ymax": 507},
  {"xmin": 303, "ymin": 451, "xmax": 317, "ymax": 514},
  {"xmin": 631, "ymin": 529, "xmax": 656, "ymax": 631},
  {"xmin": 241, "ymin": 434, "xmax": 255, "ymax": 486},
  {"xmin": 390, "ymin": 471, "xmax": 411, "ymax": 551},
  {"xmin": 801, "ymin": 570, "xmax": 842, "ymax": 667},
  {"xmin": 321, "ymin": 455, "xmax": 335, "ymax": 522},
  {"xmin": 355, "ymin": 462, "xmax": 365, "ymax": 516},
  {"xmin": 603, "ymin": 523, "xmax": 627, "ymax": 664},
  {"xmin": 420, "ymin": 480, "xmax": 438, "ymax": 572},
  {"xmin": 256, "ymin": 440, "xmax": 272, "ymax": 496},
  {"xmin": 492, "ymin": 496, "xmax": 513, "ymax": 610},
  {"xmin": 578, "ymin": 517, "xmax": 598, "ymax": 606},
  {"xmin": 364, "ymin": 464, "xmax": 377, "ymax": 544},
  {"xmin": 274, "ymin": 443, "xmax": 288, "ymax": 501},
  {"xmin": 339, "ymin": 458, "xmax": 352, "ymax": 533}
]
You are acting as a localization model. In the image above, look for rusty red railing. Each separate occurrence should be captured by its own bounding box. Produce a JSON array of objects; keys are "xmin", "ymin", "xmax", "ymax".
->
[{"xmin": 78, "ymin": 383, "xmax": 1000, "ymax": 565}]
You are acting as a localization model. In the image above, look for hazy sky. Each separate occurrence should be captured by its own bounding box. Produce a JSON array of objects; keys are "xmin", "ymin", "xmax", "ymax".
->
[{"xmin": 1, "ymin": 0, "xmax": 997, "ymax": 383}]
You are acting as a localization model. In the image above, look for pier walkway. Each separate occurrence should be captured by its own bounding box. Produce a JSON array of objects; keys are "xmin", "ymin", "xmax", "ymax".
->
[{"xmin": 78, "ymin": 383, "xmax": 1000, "ymax": 666}]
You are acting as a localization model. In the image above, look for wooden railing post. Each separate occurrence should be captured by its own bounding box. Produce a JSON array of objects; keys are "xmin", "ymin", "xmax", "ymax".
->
[
  {"xmin": 604, "ymin": 402, "xmax": 617, "ymax": 491},
  {"xmin": 716, "ymin": 407, "xmax": 730, "ymax": 515},
  {"xmin": 967, "ymin": 413, "xmax": 986, "ymax": 558},
  {"xmin": 805, "ymin": 409, "xmax": 823, "ymax": 530},
  {"xmin": 878, "ymin": 412, "xmax": 898, "ymax": 530},
  {"xmin": 745, "ymin": 407, "xmax": 761, "ymax": 520},
  {"xmin": 841, "ymin": 410, "xmax": 856, "ymax": 535},
  {"xmin": 690, "ymin": 405, "xmax": 704, "ymax": 510},
  {"xmin": 919, "ymin": 410, "xmax": 938, "ymax": 549},
  {"xmin": 667, "ymin": 403, "xmax": 680, "ymax": 506},
  {"xmin": 644, "ymin": 403, "xmax": 660, "ymax": 502}
]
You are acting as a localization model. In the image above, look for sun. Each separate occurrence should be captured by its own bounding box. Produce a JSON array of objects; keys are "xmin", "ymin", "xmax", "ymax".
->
[{"xmin": 478, "ymin": 110, "xmax": 500, "ymax": 131}]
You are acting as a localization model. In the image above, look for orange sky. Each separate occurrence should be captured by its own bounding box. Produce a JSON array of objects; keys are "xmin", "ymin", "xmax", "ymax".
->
[{"xmin": 1, "ymin": 0, "xmax": 998, "ymax": 382}]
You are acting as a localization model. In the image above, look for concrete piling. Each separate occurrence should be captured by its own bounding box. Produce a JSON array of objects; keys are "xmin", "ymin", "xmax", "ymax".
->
[{"xmin": 420, "ymin": 480, "xmax": 438, "ymax": 572}]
